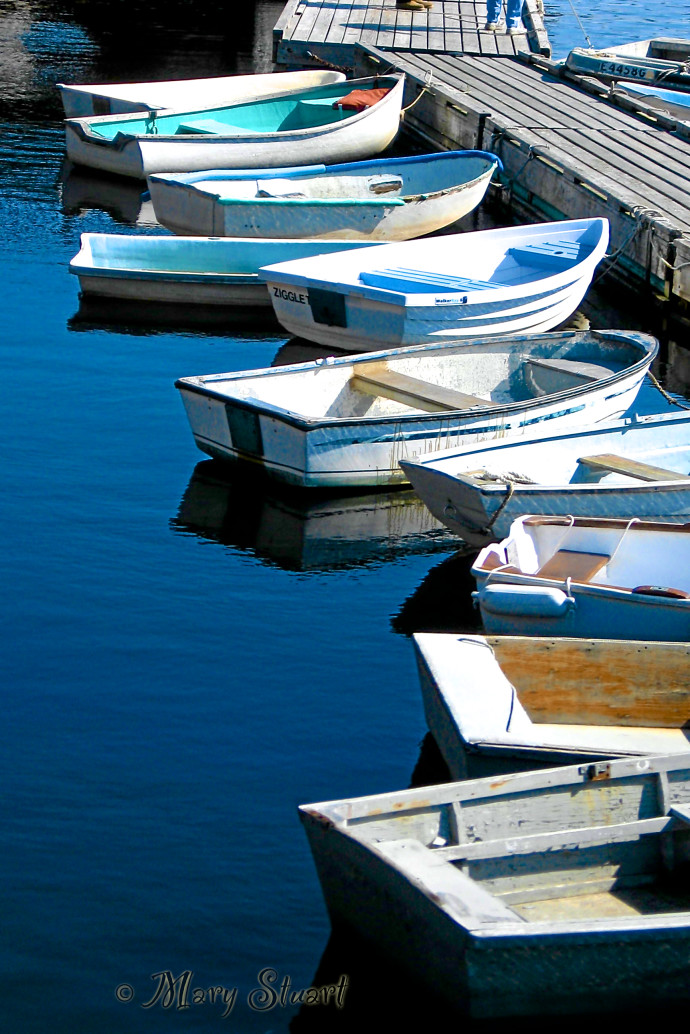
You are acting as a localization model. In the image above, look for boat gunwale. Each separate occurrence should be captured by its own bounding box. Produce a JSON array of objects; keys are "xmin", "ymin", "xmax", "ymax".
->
[{"xmin": 163, "ymin": 156, "xmax": 500, "ymax": 208}]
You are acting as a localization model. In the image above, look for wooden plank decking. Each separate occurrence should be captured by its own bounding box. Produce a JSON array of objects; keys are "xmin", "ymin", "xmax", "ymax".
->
[
  {"xmin": 274, "ymin": 0, "xmax": 550, "ymax": 69},
  {"xmin": 354, "ymin": 46, "xmax": 690, "ymax": 307}
]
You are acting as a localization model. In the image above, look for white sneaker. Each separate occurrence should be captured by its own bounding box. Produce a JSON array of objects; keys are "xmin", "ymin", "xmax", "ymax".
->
[
  {"xmin": 507, "ymin": 25, "xmax": 521, "ymax": 34},
  {"xmin": 484, "ymin": 21, "xmax": 499, "ymax": 30}
]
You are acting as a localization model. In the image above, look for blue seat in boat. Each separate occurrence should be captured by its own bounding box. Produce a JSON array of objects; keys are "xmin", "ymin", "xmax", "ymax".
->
[
  {"xmin": 507, "ymin": 239, "xmax": 594, "ymax": 270},
  {"xmin": 176, "ymin": 119, "xmax": 248, "ymax": 135},
  {"xmin": 359, "ymin": 267, "xmax": 499, "ymax": 293}
]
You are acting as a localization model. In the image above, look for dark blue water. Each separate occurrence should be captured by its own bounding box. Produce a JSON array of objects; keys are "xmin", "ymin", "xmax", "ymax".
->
[{"xmin": 1, "ymin": 2, "xmax": 688, "ymax": 1031}]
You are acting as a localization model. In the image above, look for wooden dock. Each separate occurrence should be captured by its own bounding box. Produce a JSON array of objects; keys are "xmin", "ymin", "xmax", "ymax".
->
[
  {"xmin": 273, "ymin": 0, "xmax": 690, "ymax": 313},
  {"xmin": 274, "ymin": 0, "xmax": 550, "ymax": 68},
  {"xmin": 355, "ymin": 46, "xmax": 690, "ymax": 307}
]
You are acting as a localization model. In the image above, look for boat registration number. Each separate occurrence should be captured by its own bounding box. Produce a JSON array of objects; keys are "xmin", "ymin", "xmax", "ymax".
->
[{"xmin": 597, "ymin": 61, "xmax": 655, "ymax": 80}]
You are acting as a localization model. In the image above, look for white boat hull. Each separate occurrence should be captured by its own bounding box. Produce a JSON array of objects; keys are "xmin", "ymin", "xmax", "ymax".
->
[
  {"xmin": 57, "ymin": 70, "xmax": 346, "ymax": 117},
  {"xmin": 260, "ymin": 218, "xmax": 609, "ymax": 350},
  {"xmin": 64, "ymin": 75, "xmax": 405, "ymax": 179},
  {"xmin": 175, "ymin": 329, "xmax": 657, "ymax": 488},
  {"xmin": 473, "ymin": 516, "xmax": 690, "ymax": 641}
]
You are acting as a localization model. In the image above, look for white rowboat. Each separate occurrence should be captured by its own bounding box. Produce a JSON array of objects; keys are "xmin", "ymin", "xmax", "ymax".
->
[
  {"xmin": 472, "ymin": 515, "xmax": 690, "ymax": 641},
  {"xmin": 68, "ymin": 234, "xmax": 370, "ymax": 307},
  {"xmin": 400, "ymin": 401, "xmax": 690, "ymax": 545},
  {"xmin": 57, "ymin": 69, "xmax": 346, "ymax": 117},
  {"xmin": 146, "ymin": 150, "xmax": 501, "ymax": 241},
  {"xmin": 63, "ymin": 74, "xmax": 405, "ymax": 179},
  {"xmin": 174, "ymin": 329, "xmax": 657, "ymax": 488},
  {"xmin": 414, "ymin": 633, "xmax": 690, "ymax": 778},
  {"xmin": 260, "ymin": 218, "xmax": 609, "ymax": 351}
]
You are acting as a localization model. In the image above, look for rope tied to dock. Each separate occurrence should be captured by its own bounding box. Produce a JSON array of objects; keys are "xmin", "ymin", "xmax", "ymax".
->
[
  {"xmin": 489, "ymin": 129, "xmax": 535, "ymax": 200},
  {"xmin": 401, "ymin": 84, "xmax": 432, "ymax": 116},
  {"xmin": 593, "ymin": 205, "xmax": 661, "ymax": 284},
  {"xmin": 304, "ymin": 50, "xmax": 353, "ymax": 75}
]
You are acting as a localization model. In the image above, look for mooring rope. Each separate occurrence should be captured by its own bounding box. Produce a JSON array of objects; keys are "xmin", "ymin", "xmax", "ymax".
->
[
  {"xmin": 565, "ymin": 0, "xmax": 594, "ymax": 49},
  {"xmin": 592, "ymin": 205, "xmax": 662, "ymax": 284},
  {"xmin": 645, "ymin": 370, "xmax": 690, "ymax": 411},
  {"xmin": 476, "ymin": 472, "xmax": 537, "ymax": 535},
  {"xmin": 305, "ymin": 50, "xmax": 353, "ymax": 75}
]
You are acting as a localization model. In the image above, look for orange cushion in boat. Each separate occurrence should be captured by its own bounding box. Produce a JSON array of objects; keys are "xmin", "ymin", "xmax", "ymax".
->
[{"xmin": 333, "ymin": 88, "xmax": 391, "ymax": 111}]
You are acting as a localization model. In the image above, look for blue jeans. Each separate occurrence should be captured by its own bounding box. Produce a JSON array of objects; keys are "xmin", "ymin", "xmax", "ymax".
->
[{"xmin": 486, "ymin": 0, "xmax": 523, "ymax": 27}]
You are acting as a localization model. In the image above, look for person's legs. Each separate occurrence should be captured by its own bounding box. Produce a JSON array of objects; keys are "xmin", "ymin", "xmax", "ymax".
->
[
  {"xmin": 505, "ymin": 0, "xmax": 523, "ymax": 30},
  {"xmin": 484, "ymin": 0, "xmax": 502, "ymax": 28}
]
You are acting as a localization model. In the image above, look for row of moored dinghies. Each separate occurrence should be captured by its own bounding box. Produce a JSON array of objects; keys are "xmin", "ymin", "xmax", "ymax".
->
[{"xmin": 61, "ymin": 48, "xmax": 690, "ymax": 1019}]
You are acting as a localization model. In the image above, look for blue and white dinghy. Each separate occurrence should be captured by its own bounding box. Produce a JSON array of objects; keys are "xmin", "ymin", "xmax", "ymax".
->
[
  {"xmin": 472, "ymin": 515, "xmax": 690, "ymax": 641},
  {"xmin": 414, "ymin": 633, "xmax": 690, "ymax": 778},
  {"xmin": 564, "ymin": 37, "xmax": 690, "ymax": 89},
  {"xmin": 64, "ymin": 74, "xmax": 405, "ymax": 179},
  {"xmin": 57, "ymin": 69, "xmax": 346, "ymax": 118},
  {"xmin": 69, "ymin": 234, "xmax": 370, "ymax": 307},
  {"xmin": 614, "ymin": 82, "xmax": 690, "ymax": 121},
  {"xmin": 260, "ymin": 218, "xmax": 609, "ymax": 350},
  {"xmin": 400, "ymin": 399, "xmax": 690, "ymax": 545},
  {"xmin": 299, "ymin": 753, "xmax": 690, "ymax": 1018},
  {"xmin": 175, "ymin": 329, "xmax": 656, "ymax": 488},
  {"xmin": 146, "ymin": 151, "xmax": 501, "ymax": 241}
]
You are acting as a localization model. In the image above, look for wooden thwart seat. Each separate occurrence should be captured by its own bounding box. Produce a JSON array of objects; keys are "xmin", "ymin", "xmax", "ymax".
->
[
  {"xmin": 523, "ymin": 355, "xmax": 611, "ymax": 382},
  {"xmin": 536, "ymin": 548, "xmax": 610, "ymax": 582},
  {"xmin": 351, "ymin": 363, "xmax": 489, "ymax": 412},
  {"xmin": 578, "ymin": 453, "xmax": 690, "ymax": 482}
]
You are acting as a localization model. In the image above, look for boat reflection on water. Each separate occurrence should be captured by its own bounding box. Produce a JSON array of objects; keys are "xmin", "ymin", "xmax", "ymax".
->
[
  {"xmin": 68, "ymin": 293, "xmax": 282, "ymax": 334},
  {"xmin": 59, "ymin": 159, "xmax": 159, "ymax": 226},
  {"xmin": 171, "ymin": 459, "xmax": 459, "ymax": 573},
  {"xmin": 392, "ymin": 547, "xmax": 484, "ymax": 637}
]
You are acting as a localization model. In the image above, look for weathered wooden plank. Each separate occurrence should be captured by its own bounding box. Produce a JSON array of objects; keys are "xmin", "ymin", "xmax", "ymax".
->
[
  {"xmin": 285, "ymin": 0, "xmax": 323, "ymax": 42},
  {"xmin": 375, "ymin": 839, "xmax": 525, "ymax": 924},
  {"xmin": 426, "ymin": 8, "xmax": 445, "ymax": 53},
  {"xmin": 577, "ymin": 453, "xmax": 690, "ymax": 482},
  {"xmin": 309, "ymin": 1, "xmax": 341, "ymax": 43},
  {"xmin": 357, "ymin": 0, "xmax": 385, "ymax": 47},
  {"xmin": 352, "ymin": 363, "xmax": 489, "ymax": 410},
  {"xmin": 326, "ymin": 0, "xmax": 355, "ymax": 44},
  {"xmin": 274, "ymin": 0, "xmax": 311, "ymax": 39},
  {"xmin": 438, "ymin": 816, "xmax": 674, "ymax": 862},
  {"xmin": 488, "ymin": 637, "xmax": 690, "ymax": 728},
  {"xmin": 375, "ymin": 0, "xmax": 398, "ymax": 49}
]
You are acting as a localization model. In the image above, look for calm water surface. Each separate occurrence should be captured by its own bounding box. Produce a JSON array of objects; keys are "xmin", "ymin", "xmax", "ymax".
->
[{"xmin": 1, "ymin": 1, "xmax": 688, "ymax": 1031}]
